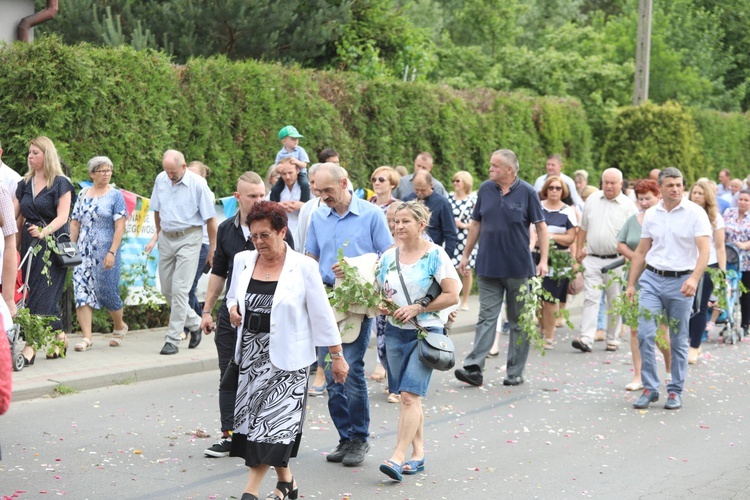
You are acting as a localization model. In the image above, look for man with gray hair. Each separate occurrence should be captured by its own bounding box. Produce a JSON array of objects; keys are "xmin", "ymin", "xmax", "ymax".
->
[
  {"xmin": 572, "ymin": 167, "xmax": 637, "ymax": 353},
  {"xmin": 454, "ymin": 149, "xmax": 548, "ymax": 387},
  {"xmin": 626, "ymin": 167, "xmax": 711, "ymax": 410},
  {"xmin": 150, "ymin": 149, "xmax": 217, "ymax": 355},
  {"xmin": 306, "ymin": 162, "xmax": 392, "ymax": 467}
]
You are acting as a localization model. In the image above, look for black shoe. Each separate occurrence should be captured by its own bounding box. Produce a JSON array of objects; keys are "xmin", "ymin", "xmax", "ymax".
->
[
  {"xmin": 204, "ymin": 437, "xmax": 232, "ymax": 457},
  {"xmin": 571, "ymin": 338, "xmax": 592, "ymax": 353},
  {"xmin": 240, "ymin": 493, "xmax": 258, "ymax": 500},
  {"xmin": 664, "ymin": 392, "xmax": 682, "ymax": 410},
  {"xmin": 632, "ymin": 389, "xmax": 659, "ymax": 409},
  {"xmin": 160, "ymin": 342, "xmax": 179, "ymax": 355},
  {"xmin": 503, "ymin": 375, "xmax": 524, "ymax": 386},
  {"xmin": 272, "ymin": 477, "xmax": 298, "ymax": 500},
  {"xmin": 455, "ymin": 367, "xmax": 483, "ymax": 387},
  {"xmin": 342, "ymin": 438, "xmax": 370, "ymax": 467},
  {"xmin": 188, "ymin": 327, "xmax": 202, "ymax": 349},
  {"xmin": 326, "ymin": 441, "xmax": 350, "ymax": 463}
]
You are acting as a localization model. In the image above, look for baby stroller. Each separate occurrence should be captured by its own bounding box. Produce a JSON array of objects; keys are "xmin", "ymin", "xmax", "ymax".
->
[
  {"xmin": 712, "ymin": 243, "xmax": 743, "ymax": 344},
  {"xmin": 8, "ymin": 247, "xmax": 34, "ymax": 371}
]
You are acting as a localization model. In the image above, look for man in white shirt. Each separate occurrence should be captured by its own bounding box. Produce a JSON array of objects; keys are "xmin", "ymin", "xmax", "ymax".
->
[
  {"xmin": 150, "ymin": 149, "xmax": 217, "ymax": 355},
  {"xmin": 572, "ymin": 168, "xmax": 637, "ymax": 352},
  {"xmin": 626, "ymin": 167, "xmax": 711, "ymax": 410},
  {"xmin": 0, "ymin": 141, "xmax": 22, "ymax": 205},
  {"xmin": 533, "ymin": 155, "xmax": 583, "ymax": 209}
]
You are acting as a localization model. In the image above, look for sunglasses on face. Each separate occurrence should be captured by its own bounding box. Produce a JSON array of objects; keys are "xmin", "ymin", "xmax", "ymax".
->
[
  {"xmin": 452, "ymin": 179, "xmax": 461, "ymax": 183},
  {"xmin": 371, "ymin": 177, "xmax": 387, "ymax": 183},
  {"xmin": 548, "ymin": 186, "xmax": 563, "ymax": 191}
]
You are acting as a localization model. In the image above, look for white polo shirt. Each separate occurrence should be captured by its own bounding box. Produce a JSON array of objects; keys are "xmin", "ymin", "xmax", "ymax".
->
[{"xmin": 641, "ymin": 198, "xmax": 712, "ymax": 271}]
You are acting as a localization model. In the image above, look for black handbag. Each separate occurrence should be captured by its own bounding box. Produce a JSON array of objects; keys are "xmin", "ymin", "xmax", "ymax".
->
[
  {"xmin": 50, "ymin": 234, "xmax": 82, "ymax": 268},
  {"xmin": 417, "ymin": 330, "xmax": 456, "ymax": 371},
  {"xmin": 394, "ymin": 248, "xmax": 455, "ymax": 371},
  {"xmin": 219, "ymin": 359, "xmax": 240, "ymax": 391}
]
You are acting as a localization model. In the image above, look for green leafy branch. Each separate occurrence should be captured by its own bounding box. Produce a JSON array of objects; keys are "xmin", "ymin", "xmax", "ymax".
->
[
  {"xmin": 30, "ymin": 234, "xmax": 58, "ymax": 286},
  {"xmin": 516, "ymin": 276, "xmax": 573, "ymax": 354},
  {"xmin": 547, "ymin": 244, "xmax": 578, "ymax": 284},
  {"xmin": 14, "ymin": 307, "xmax": 63, "ymax": 357},
  {"xmin": 328, "ymin": 247, "xmax": 428, "ymax": 337},
  {"xmin": 602, "ymin": 262, "xmax": 675, "ymax": 349}
]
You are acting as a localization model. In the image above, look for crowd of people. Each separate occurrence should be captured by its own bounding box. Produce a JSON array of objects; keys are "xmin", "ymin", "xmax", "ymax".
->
[{"xmin": 3, "ymin": 128, "xmax": 750, "ymax": 499}]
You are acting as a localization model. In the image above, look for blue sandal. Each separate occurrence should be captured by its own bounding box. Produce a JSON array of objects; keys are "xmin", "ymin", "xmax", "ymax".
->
[
  {"xmin": 402, "ymin": 457, "xmax": 425, "ymax": 475},
  {"xmin": 379, "ymin": 459, "xmax": 403, "ymax": 481}
]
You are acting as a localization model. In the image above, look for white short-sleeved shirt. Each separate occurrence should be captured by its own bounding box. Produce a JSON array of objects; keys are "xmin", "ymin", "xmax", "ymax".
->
[
  {"xmin": 642, "ymin": 198, "xmax": 712, "ymax": 271},
  {"xmin": 376, "ymin": 244, "xmax": 461, "ymax": 329},
  {"xmin": 708, "ymin": 213, "xmax": 724, "ymax": 266}
]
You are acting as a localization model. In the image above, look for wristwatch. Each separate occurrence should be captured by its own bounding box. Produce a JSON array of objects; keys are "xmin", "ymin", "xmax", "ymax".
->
[
  {"xmin": 330, "ymin": 351, "xmax": 344, "ymax": 358},
  {"xmin": 415, "ymin": 297, "xmax": 430, "ymax": 309}
]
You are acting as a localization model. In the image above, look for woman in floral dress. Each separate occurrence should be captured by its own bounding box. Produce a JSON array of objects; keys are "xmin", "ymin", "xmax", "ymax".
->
[
  {"xmin": 448, "ymin": 171, "xmax": 476, "ymax": 310},
  {"xmin": 723, "ymin": 190, "xmax": 750, "ymax": 333},
  {"xmin": 70, "ymin": 156, "xmax": 128, "ymax": 350}
]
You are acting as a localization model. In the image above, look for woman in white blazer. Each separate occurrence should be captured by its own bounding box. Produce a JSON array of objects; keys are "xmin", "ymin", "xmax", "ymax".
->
[{"xmin": 225, "ymin": 201, "xmax": 348, "ymax": 500}]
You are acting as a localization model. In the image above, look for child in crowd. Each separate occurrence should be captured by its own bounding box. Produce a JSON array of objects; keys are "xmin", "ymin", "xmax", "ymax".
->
[{"xmin": 269, "ymin": 125, "xmax": 311, "ymax": 202}]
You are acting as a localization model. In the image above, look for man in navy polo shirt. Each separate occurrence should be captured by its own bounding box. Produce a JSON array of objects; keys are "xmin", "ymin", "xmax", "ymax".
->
[{"xmin": 454, "ymin": 149, "xmax": 549, "ymax": 387}]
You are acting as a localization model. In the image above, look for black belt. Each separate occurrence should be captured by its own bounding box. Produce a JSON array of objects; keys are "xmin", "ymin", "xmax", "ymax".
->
[
  {"xmin": 590, "ymin": 253, "xmax": 619, "ymax": 259},
  {"xmin": 646, "ymin": 264, "xmax": 693, "ymax": 278},
  {"xmin": 244, "ymin": 312, "xmax": 271, "ymax": 333}
]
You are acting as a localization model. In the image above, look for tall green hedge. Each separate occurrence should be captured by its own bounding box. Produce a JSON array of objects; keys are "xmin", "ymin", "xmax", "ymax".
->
[
  {"xmin": 0, "ymin": 37, "xmax": 595, "ymax": 195},
  {"xmin": 601, "ymin": 101, "xmax": 750, "ymax": 183},
  {"xmin": 692, "ymin": 109, "xmax": 750, "ymax": 178}
]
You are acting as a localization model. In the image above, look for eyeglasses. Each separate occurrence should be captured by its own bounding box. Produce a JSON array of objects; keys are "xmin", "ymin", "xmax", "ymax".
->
[
  {"xmin": 95, "ymin": 169, "xmax": 113, "ymax": 174},
  {"xmin": 452, "ymin": 179, "xmax": 461, "ymax": 183},
  {"xmin": 248, "ymin": 232, "xmax": 276, "ymax": 241},
  {"xmin": 371, "ymin": 177, "xmax": 387, "ymax": 183},
  {"xmin": 547, "ymin": 186, "xmax": 563, "ymax": 191}
]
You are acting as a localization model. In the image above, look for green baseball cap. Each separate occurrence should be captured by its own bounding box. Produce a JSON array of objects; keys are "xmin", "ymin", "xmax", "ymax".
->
[{"xmin": 278, "ymin": 125, "xmax": 303, "ymax": 139}]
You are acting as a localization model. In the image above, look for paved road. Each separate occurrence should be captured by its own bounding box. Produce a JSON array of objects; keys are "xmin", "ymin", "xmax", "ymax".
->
[{"xmin": 3, "ymin": 297, "xmax": 750, "ymax": 499}]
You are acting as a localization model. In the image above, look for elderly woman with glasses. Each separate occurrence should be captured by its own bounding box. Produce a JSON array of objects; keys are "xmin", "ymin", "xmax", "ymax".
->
[
  {"xmin": 448, "ymin": 171, "xmax": 476, "ymax": 310},
  {"xmin": 70, "ymin": 156, "xmax": 129, "ymax": 351},
  {"xmin": 369, "ymin": 166, "xmax": 401, "ymax": 211},
  {"xmin": 226, "ymin": 201, "xmax": 348, "ymax": 500}
]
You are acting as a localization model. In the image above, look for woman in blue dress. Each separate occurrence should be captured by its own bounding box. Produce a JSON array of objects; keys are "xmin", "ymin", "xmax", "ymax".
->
[
  {"xmin": 70, "ymin": 156, "xmax": 128, "ymax": 351},
  {"xmin": 16, "ymin": 136, "xmax": 76, "ymax": 363}
]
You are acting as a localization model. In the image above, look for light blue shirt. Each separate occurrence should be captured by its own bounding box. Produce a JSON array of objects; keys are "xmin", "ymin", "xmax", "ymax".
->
[
  {"xmin": 275, "ymin": 146, "xmax": 310, "ymax": 166},
  {"xmin": 150, "ymin": 169, "xmax": 216, "ymax": 232},
  {"xmin": 305, "ymin": 195, "xmax": 393, "ymax": 285}
]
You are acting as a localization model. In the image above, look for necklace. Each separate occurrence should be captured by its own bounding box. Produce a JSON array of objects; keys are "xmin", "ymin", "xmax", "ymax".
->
[{"xmin": 257, "ymin": 254, "xmax": 285, "ymax": 279}]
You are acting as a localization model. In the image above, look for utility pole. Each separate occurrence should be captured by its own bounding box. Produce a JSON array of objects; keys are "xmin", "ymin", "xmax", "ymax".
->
[{"xmin": 633, "ymin": 0, "xmax": 652, "ymax": 105}]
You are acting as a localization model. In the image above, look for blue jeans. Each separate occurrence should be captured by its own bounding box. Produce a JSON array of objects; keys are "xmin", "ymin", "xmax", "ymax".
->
[
  {"xmin": 324, "ymin": 317, "xmax": 372, "ymax": 442},
  {"xmin": 384, "ymin": 323, "xmax": 441, "ymax": 397},
  {"xmin": 637, "ymin": 270, "xmax": 691, "ymax": 394},
  {"xmin": 463, "ymin": 276, "xmax": 529, "ymax": 378}
]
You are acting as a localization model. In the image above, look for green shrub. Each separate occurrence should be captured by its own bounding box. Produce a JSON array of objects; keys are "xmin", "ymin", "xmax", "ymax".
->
[
  {"xmin": 0, "ymin": 37, "xmax": 592, "ymax": 196},
  {"xmin": 600, "ymin": 101, "xmax": 704, "ymax": 182}
]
